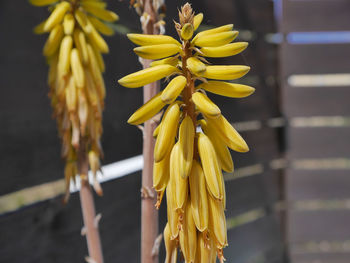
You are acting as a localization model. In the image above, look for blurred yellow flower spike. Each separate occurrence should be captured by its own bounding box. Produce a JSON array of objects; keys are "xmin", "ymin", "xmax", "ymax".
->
[
  {"xmin": 32, "ymin": 0, "xmax": 118, "ymax": 201},
  {"xmin": 118, "ymin": 2, "xmax": 254, "ymax": 262}
]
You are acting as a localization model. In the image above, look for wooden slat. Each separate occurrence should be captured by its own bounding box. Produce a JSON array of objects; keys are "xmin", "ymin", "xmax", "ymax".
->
[
  {"xmin": 288, "ymin": 210, "xmax": 350, "ymax": 242},
  {"xmin": 288, "ymin": 127, "xmax": 350, "ymax": 159},
  {"xmin": 226, "ymin": 214, "xmax": 284, "ymax": 263},
  {"xmin": 281, "ymin": 43, "xmax": 350, "ymax": 76},
  {"xmin": 282, "ymin": 0, "xmax": 350, "ymax": 32},
  {"xmin": 290, "ymin": 253, "xmax": 350, "ymax": 263},
  {"xmin": 225, "ymin": 171, "xmax": 280, "ymax": 217},
  {"xmin": 287, "ymin": 169, "xmax": 350, "ymax": 200},
  {"xmin": 0, "ymin": 173, "xmax": 142, "ymax": 262},
  {"xmin": 283, "ymin": 86, "xmax": 350, "ymax": 117}
]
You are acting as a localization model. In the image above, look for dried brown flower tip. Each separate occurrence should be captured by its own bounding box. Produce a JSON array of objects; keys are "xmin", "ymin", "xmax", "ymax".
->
[{"xmin": 179, "ymin": 3, "xmax": 194, "ymax": 26}]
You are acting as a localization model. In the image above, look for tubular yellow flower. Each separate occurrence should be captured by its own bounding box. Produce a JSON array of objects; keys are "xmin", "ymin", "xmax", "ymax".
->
[
  {"xmin": 150, "ymin": 56, "xmax": 179, "ymax": 67},
  {"xmin": 193, "ymin": 13, "xmax": 203, "ymax": 31},
  {"xmin": 200, "ymin": 119, "xmax": 234, "ymax": 173},
  {"xmin": 200, "ymin": 42, "xmax": 248, "ymax": 58},
  {"xmin": 43, "ymin": 24, "xmax": 64, "ymax": 56},
  {"xmin": 203, "ymin": 65, "xmax": 250, "ymax": 80},
  {"xmin": 63, "ymin": 13, "xmax": 75, "ymax": 35},
  {"xmin": 186, "ymin": 57, "xmax": 206, "ymax": 76},
  {"xmin": 178, "ymin": 116, "xmax": 195, "ymax": 178},
  {"xmin": 189, "ymin": 160, "xmax": 209, "ymax": 232},
  {"xmin": 118, "ymin": 65, "xmax": 180, "ymax": 88},
  {"xmin": 161, "ymin": 75, "xmax": 187, "ymax": 104},
  {"xmin": 206, "ymin": 115, "xmax": 249, "ymax": 152},
  {"xmin": 181, "ymin": 23, "xmax": 194, "ymax": 40},
  {"xmin": 118, "ymin": 3, "xmax": 253, "ymax": 262},
  {"xmin": 170, "ymin": 143, "xmax": 188, "ymax": 213},
  {"xmin": 193, "ymin": 30, "xmax": 238, "ymax": 47},
  {"xmin": 128, "ymin": 93, "xmax": 166, "ymax": 125},
  {"xmin": 134, "ymin": 44, "xmax": 181, "ymax": 60},
  {"xmin": 32, "ymin": 0, "xmax": 118, "ymax": 198},
  {"xmin": 179, "ymin": 201, "xmax": 197, "ymax": 262},
  {"xmin": 197, "ymin": 80, "xmax": 255, "ymax": 98},
  {"xmin": 43, "ymin": 1, "xmax": 71, "ymax": 31},
  {"xmin": 127, "ymin": 33, "xmax": 180, "ymax": 46},
  {"xmin": 164, "ymin": 223, "xmax": 178, "ymax": 263},
  {"xmin": 154, "ymin": 103, "xmax": 180, "ymax": 162},
  {"xmin": 197, "ymin": 132, "xmax": 224, "ymax": 200},
  {"xmin": 192, "ymin": 92, "xmax": 221, "ymax": 118}
]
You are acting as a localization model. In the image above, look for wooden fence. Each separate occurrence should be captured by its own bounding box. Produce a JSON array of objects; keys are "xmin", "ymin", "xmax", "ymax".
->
[{"xmin": 280, "ymin": 0, "xmax": 350, "ymax": 262}]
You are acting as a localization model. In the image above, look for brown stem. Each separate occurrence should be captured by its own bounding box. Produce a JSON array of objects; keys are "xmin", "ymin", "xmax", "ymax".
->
[
  {"xmin": 140, "ymin": 1, "xmax": 160, "ymax": 263},
  {"xmin": 181, "ymin": 42, "xmax": 198, "ymax": 158},
  {"xmin": 78, "ymin": 143, "xmax": 104, "ymax": 263}
]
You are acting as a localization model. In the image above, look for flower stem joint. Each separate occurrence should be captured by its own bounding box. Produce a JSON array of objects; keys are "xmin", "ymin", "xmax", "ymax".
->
[{"xmin": 118, "ymin": 3, "xmax": 254, "ymax": 262}]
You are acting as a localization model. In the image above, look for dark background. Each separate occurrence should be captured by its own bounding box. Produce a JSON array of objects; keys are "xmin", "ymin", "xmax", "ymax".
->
[{"xmin": 6, "ymin": 0, "xmax": 348, "ymax": 262}]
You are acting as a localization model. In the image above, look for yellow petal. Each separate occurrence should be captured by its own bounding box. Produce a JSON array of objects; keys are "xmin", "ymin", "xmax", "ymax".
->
[
  {"xmin": 164, "ymin": 223, "xmax": 178, "ymax": 263},
  {"xmin": 73, "ymin": 28, "xmax": 89, "ymax": 65},
  {"xmin": 197, "ymin": 80, "xmax": 255, "ymax": 98},
  {"xmin": 128, "ymin": 93, "xmax": 166, "ymax": 125},
  {"xmin": 186, "ymin": 57, "xmax": 206, "ymax": 76},
  {"xmin": 200, "ymin": 42, "xmax": 248, "ymax": 58},
  {"xmin": 203, "ymin": 65, "xmax": 250, "ymax": 80},
  {"xmin": 88, "ymin": 150, "xmax": 100, "ymax": 176},
  {"xmin": 161, "ymin": 75, "xmax": 187, "ymax": 104},
  {"xmin": 83, "ymin": 5, "xmax": 119, "ymax": 22},
  {"xmin": 189, "ymin": 160, "xmax": 209, "ymax": 232},
  {"xmin": 166, "ymin": 172, "xmax": 180, "ymax": 239},
  {"xmin": 179, "ymin": 201, "xmax": 197, "ymax": 263},
  {"xmin": 63, "ymin": 13, "xmax": 75, "ymax": 35},
  {"xmin": 87, "ymin": 27, "xmax": 109, "ymax": 53},
  {"xmin": 150, "ymin": 56, "xmax": 180, "ymax": 67},
  {"xmin": 91, "ymin": 43, "xmax": 105, "ymax": 73},
  {"xmin": 200, "ymin": 120, "xmax": 233, "ymax": 173},
  {"xmin": 58, "ymin": 35, "xmax": 73, "ymax": 76},
  {"xmin": 181, "ymin": 23, "xmax": 194, "ymax": 40},
  {"xmin": 153, "ymin": 123, "xmax": 161, "ymax": 138},
  {"xmin": 118, "ymin": 65, "xmax": 180, "ymax": 88},
  {"xmin": 153, "ymin": 154, "xmax": 170, "ymax": 192},
  {"xmin": 197, "ymin": 133, "xmax": 223, "ymax": 200},
  {"xmin": 192, "ymin": 92, "xmax": 221, "ymax": 118},
  {"xmin": 75, "ymin": 8, "xmax": 93, "ymax": 34},
  {"xmin": 193, "ymin": 13, "xmax": 204, "ymax": 31},
  {"xmin": 208, "ymin": 196, "xmax": 227, "ymax": 249},
  {"xmin": 127, "ymin": 33, "xmax": 180, "ymax": 46},
  {"xmin": 194, "ymin": 31, "xmax": 238, "ymax": 47},
  {"xmin": 65, "ymin": 74, "xmax": 77, "ymax": 112},
  {"xmin": 206, "ymin": 115, "xmax": 249, "ymax": 152},
  {"xmin": 134, "ymin": 44, "xmax": 181, "ymax": 60},
  {"xmin": 43, "ymin": 1, "xmax": 71, "ymax": 32},
  {"xmin": 154, "ymin": 103, "xmax": 180, "ymax": 162},
  {"xmin": 194, "ymin": 24, "xmax": 233, "ymax": 40},
  {"xmin": 33, "ymin": 20, "xmax": 47, "ymax": 34},
  {"xmin": 170, "ymin": 143, "xmax": 188, "ymax": 212},
  {"xmin": 178, "ymin": 116, "xmax": 195, "ymax": 178},
  {"xmin": 88, "ymin": 16, "xmax": 114, "ymax": 36},
  {"xmin": 86, "ymin": 44, "xmax": 103, "ymax": 87},
  {"xmin": 70, "ymin": 48, "xmax": 85, "ymax": 88},
  {"xmin": 30, "ymin": 0, "xmax": 57, "ymax": 6},
  {"xmin": 43, "ymin": 24, "xmax": 64, "ymax": 57}
]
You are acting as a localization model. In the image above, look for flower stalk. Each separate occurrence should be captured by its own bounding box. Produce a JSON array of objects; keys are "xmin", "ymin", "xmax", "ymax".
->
[
  {"xmin": 120, "ymin": 2, "xmax": 255, "ymax": 262},
  {"xmin": 31, "ymin": 0, "xmax": 118, "ymax": 262},
  {"xmin": 130, "ymin": 1, "xmax": 166, "ymax": 263}
]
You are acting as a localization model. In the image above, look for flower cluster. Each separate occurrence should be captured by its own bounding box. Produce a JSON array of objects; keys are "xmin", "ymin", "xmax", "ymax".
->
[
  {"xmin": 31, "ymin": 0, "xmax": 118, "ymax": 200},
  {"xmin": 119, "ymin": 3, "xmax": 254, "ymax": 262}
]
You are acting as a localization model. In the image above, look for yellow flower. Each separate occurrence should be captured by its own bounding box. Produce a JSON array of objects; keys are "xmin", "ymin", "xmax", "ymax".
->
[
  {"xmin": 118, "ymin": 2, "xmax": 254, "ymax": 262},
  {"xmin": 31, "ymin": 0, "xmax": 118, "ymax": 200}
]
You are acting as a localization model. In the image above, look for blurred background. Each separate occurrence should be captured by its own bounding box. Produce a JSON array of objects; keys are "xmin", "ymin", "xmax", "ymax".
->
[{"xmin": 1, "ymin": 0, "xmax": 350, "ymax": 262}]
